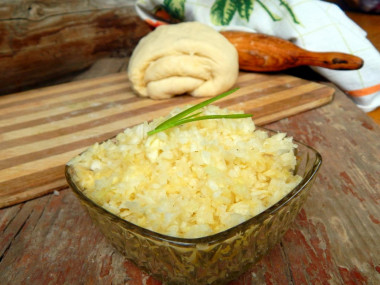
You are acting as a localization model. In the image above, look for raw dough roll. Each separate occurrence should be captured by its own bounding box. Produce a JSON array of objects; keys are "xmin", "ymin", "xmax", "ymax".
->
[{"xmin": 128, "ymin": 22, "xmax": 239, "ymax": 99}]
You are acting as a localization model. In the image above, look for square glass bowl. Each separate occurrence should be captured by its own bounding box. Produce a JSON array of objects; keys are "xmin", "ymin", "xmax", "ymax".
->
[{"xmin": 65, "ymin": 128, "xmax": 322, "ymax": 285}]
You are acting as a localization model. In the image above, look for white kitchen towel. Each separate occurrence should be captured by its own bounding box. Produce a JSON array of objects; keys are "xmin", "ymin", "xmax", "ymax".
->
[{"xmin": 135, "ymin": 0, "xmax": 380, "ymax": 112}]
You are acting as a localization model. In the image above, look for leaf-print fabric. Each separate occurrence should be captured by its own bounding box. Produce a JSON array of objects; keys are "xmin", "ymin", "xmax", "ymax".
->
[
  {"xmin": 163, "ymin": 0, "xmax": 186, "ymax": 20},
  {"xmin": 210, "ymin": 0, "xmax": 237, "ymax": 25},
  {"xmin": 236, "ymin": 0, "xmax": 254, "ymax": 22}
]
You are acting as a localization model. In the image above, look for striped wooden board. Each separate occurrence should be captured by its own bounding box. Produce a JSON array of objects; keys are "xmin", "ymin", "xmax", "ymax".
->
[{"xmin": 0, "ymin": 72, "xmax": 334, "ymax": 208}]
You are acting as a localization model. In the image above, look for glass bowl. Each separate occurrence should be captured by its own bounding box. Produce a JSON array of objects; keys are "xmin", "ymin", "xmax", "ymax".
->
[{"xmin": 65, "ymin": 128, "xmax": 322, "ymax": 285}]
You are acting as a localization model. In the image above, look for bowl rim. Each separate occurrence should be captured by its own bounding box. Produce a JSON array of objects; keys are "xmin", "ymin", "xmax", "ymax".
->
[{"xmin": 65, "ymin": 127, "xmax": 322, "ymax": 246}]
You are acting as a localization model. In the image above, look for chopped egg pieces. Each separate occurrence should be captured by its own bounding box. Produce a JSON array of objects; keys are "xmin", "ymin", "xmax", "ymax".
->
[{"xmin": 68, "ymin": 105, "xmax": 301, "ymax": 238}]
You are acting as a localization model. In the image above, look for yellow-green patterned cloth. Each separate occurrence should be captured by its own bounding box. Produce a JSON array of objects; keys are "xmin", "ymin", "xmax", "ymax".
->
[{"xmin": 136, "ymin": 0, "xmax": 380, "ymax": 112}]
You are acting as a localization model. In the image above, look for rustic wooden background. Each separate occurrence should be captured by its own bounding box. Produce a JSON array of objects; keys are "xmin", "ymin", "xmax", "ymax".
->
[
  {"xmin": 0, "ymin": 57, "xmax": 379, "ymax": 284},
  {"xmin": 0, "ymin": 0, "xmax": 149, "ymax": 94},
  {"xmin": 0, "ymin": 1, "xmax": 379, "ymax": 284}
]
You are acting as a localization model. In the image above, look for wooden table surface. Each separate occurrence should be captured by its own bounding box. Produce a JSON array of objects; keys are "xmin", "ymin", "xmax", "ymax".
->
[{"xmin": 1, "ymin": 9, "xmax": 380, "ymax": 285}]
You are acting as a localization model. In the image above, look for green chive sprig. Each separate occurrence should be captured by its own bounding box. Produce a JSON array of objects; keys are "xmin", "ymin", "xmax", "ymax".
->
[{"xmin": 147, "ymin": 88, "xmax": 253, "ymax": 136}]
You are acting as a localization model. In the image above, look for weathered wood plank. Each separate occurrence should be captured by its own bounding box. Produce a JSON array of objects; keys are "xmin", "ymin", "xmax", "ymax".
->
[
  {"xmin": 0, "ymin": 190, "xmax": 118, "ymax": 284},
  {"xmin": 264, "ymin": 86, "xmax": 380, "ymax": 284},
  {"xmin": 0, "ymin": 0, "xmax": 149, "ymax": 94}
]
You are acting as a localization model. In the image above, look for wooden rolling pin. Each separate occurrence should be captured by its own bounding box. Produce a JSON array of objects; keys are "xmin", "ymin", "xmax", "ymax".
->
[{"xmin": 221, "ymin": 31, "xmax": 364, "ymax": 72}]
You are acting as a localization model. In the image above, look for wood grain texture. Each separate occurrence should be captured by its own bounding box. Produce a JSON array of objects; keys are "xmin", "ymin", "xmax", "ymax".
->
[
  {"xmin": 0, "ymin": 72, "xmax": 334, "ymax": 208},
  {"xmin": 221, "ymin": 31, "xmax": 364, "ymax": 71},
  {"xmin": 0, "ymin": 0, "xmax": 150, "ymax": 94},
  {"xmin": 265, "ymin": 93, "xmax": 380, "ymax": 285},
  {"xmin": 0, "ymin": 79, "xmax": 378, "ymax": 285}
]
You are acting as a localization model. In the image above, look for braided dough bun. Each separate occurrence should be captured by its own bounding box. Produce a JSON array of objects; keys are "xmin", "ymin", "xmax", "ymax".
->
[{"xmin": 128, "ymin": 22, "xmax": 239, "ymax": 99}]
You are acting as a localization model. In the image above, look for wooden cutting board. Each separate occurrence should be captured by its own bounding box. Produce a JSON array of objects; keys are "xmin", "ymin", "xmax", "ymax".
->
[{"xmin": 0, "ymin": 72, "xmax": 334, "ymax": 208}]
